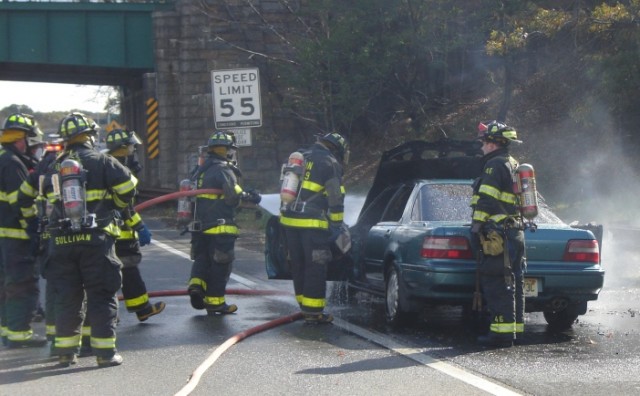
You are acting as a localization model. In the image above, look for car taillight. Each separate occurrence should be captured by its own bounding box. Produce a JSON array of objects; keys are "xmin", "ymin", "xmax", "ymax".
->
[
  {"xmin": 563, "ymin": 240, "xmax": 600, "ymax": 263},
  {"xmin": 422, "ymin": 236, "xmax": 472, "ymax": 259}
]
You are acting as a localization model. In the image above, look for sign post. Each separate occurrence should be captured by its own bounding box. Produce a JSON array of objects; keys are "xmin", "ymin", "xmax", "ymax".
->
[{"xmin": 212, "ymin": 68, "xmax": 262, "ymax": 129}]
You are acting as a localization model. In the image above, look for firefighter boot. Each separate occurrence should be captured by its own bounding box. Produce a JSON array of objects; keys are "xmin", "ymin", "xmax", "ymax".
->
[
  {"xmin": 206, "ymin": 303, "xmax": 238, "ymax": 315},
  {"xmin": 188, "ymin": 285, "xmax": 206, "ymax": 310},
  {"xmin": 303, "ymin": 312, "xmax": 334, "ymax": 325},
  {"xmin": 136, "ymin": 301, "xmax": 166, "ymax": 322},
  {"xmin": 97, "ymin": 353, "xmax": 123, "ymax": 368},
  {"xmin": 58, "ymin": 354, "xmax": 78, "ymax": 367},
  {"xmin": 7, "ymin": 333, "xmax": 48, "ymax": 348}
]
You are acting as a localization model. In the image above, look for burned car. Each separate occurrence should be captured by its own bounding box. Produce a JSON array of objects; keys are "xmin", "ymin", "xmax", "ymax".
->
[{"xmin": 266, "ymin": 139, "xmax": 605, "ymax": 329}]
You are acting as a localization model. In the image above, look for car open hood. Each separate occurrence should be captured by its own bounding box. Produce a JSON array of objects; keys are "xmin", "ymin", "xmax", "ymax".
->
[{"xmin": 359, "ymin": 139, "xmax": 484, "ymax": 222}]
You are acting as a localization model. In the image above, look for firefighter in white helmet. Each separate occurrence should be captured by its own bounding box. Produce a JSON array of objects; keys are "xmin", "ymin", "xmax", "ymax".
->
[{"xmin": 470, "ymin": 120, "xmax": 526, "ymax": 348}]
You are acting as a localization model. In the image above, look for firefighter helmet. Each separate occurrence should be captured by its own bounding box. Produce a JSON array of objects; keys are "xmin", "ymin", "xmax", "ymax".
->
[
  {"xmin": 207, "ymin": 131, "xmax": 237, "ymax": 149},
  {"xmin": 2, "ymin": 113, "xmax": 40, "ymax": 137},
  {"xmin": 477, "ymin": 120, "xmax": 521, "ymax": 145},
  {"xmin": 320, "ymin": 132, "xmax": 349, "ymax": 162},
  {"xmin": 105, "ymin": 129, "xmax": 142, "ymax": 152},
  {"xmin": 58, "ymin": 113, "xmax": 98, "ymax": 141}
]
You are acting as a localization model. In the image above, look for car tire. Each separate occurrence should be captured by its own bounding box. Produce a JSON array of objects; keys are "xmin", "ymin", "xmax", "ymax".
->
[
  {"xmin": 385, "ymin": 266, "xmax": 415, "ymax": 327},
  {"xmin": 543, "ymin": 309, "xmax": 580, "ymax": 329}
]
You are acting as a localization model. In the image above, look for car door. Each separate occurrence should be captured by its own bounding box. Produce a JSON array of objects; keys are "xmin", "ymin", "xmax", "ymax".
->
[{"xmin": 363, "ymin": 184, "xmax": 414, "ymax": 289}]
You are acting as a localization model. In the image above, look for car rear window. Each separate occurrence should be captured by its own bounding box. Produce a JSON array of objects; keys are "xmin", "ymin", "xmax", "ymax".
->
[
  {"xmin": 413, "ymin": 183, "xmax": 564, "ymax": 224},
  {"xmin": 416, "ymin": 184, "xmax": 473, "ymax": 221}
]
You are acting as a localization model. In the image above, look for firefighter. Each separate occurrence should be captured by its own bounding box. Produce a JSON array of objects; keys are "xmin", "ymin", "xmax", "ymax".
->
[
  {"xmin": 19, "ymin": 113, "xmax": 137, "ymax": 367},
  {"xmin": 470, "ymin": 121, "xmax": 526, "ymax": 348},
  {"xmin": 0, "ymin": 113, "xmax": 47, "ymax": 348},
  {"xmin": 36, "ymin": 136, "xmax": 64, "ymax": 349},
  {"xmin": 187, "ymin": 131, "xmax": 261, "ymax": 315},
  {"xmin": 279, "ymin": 132, "xmax": 349, "ymax": 324},
  {"xmin": 104, "ymin": 128, "xmax": 165, "ymax": 321}
]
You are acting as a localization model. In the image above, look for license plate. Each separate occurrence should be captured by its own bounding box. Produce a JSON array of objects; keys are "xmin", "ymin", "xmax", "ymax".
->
[{"xmin": 524, "ymin": 278, "xmax": 538, "ymax": 297}]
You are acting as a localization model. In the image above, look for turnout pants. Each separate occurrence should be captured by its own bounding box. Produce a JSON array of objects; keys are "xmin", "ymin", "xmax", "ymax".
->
[
  {"xmin": 0, "ymin": 238, "xmax": 39, "ymax": 342},
  {"xmin": 189, "ymin": 233, "xmax": 236, "ymax": 309},
  {"xmin": 116, "ymin": 238, "xmax": 149, "ymax": 312},
  {"xmin": 283, "ymin": 227, "xmax": 331, "ymax": 314},
  {"xmin": 480, "ymin": 228, "xmax": 525, "ymax": 341},
  {"xmin": 47, "ymin": 231, "xmax": 122, "ymax": 358}
]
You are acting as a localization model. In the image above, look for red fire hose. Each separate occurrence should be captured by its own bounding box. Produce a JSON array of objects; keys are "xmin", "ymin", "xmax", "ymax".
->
[
  {"xmin": 133, "ymin": 189, "xmax": 302, "ymax": 396},
  {"xmin": 134, "ymin": 188, "xmax": 223, "ymax": 212}
]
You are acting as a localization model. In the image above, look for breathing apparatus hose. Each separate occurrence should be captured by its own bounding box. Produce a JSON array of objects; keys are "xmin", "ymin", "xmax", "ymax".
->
[{"xmin": 133, "ymin": 189, "xmax": 303, "ymax": 396}]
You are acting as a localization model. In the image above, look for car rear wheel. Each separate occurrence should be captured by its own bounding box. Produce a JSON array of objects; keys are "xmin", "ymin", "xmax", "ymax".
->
[
  {"xmin": 385, "ymin": 266, "xmax": 414, "ymax": 326},
  {"xmin": 543, "ymin": 309, "xmax": 580, "ymax": 329}
]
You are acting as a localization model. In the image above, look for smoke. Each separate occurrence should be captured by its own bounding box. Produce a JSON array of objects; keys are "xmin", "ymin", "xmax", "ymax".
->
[
  {"xmin": 259, "ymin": 193, "xmax": 366, "ymax": 226},
  {"xmin": 516, "ymin": 102, "xmax": 640, "ymax": 288}
]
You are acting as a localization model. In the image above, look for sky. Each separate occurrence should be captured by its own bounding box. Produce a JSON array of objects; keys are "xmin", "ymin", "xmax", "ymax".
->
[{"xmin": 0, "ymin": 81, "xmax": 113, "ymax": 113}]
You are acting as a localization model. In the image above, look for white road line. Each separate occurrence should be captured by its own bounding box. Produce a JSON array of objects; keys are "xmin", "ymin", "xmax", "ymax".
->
[
  {"xmin": 333, "ymin": 318, "xmax": 522, "ymax": 396},
  {"xmin": 153, "ymin": 237, "xmax": 521, "ymax": 396},
  {"xmin": 150, "ymin": 239, "xmax": 257, "ymax": 288}
]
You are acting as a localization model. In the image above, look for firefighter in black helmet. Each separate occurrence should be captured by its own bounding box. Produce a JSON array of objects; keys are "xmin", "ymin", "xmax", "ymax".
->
[
  {"xmin": 471, "ymin": 120, "xmax": 526, "ymax": 348},
  {"xmin": 0, "ymin": 113, "xmax": 48, "ymax": 348},
  {"xmin": 187, "ymin": 131, "xmax": 261, "ymax": 315},
  {"xmin": 105, "ymin": 129, "xmax": 165, "ymax": 322},
  {"xmin": 19, "ymin": 113, "xmax": 137, "ymax": 367},
  {"xmin": 279, "ymin": 132, "xmax": 349, "ymax": 324}
]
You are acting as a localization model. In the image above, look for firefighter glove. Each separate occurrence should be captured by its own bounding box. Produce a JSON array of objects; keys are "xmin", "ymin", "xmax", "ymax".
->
[
  {"xmin": 241, "ymin": 189, "xmax": 262, "ymax": 204},
  {"xmin": 137, "ymin": 224, "xmax": 152, "ymax": 247},
  {"xmin": 26, "ymin": 217, "xmax": 40, "ymax": 236},
  {"xmin": 328, "ymin": 222, "xmax": 342, "ymax": 243}
]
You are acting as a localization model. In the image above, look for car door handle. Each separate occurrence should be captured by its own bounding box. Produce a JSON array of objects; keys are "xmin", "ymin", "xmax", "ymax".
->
[{"xmin": 384, "ymin": 230, "xmax": 391, "ymax": 238}]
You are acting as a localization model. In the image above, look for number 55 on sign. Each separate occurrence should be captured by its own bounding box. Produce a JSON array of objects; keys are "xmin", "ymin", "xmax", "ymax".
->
[{"xmin": 212, "ymin": 68, "xmax": 262, "ymax": 129}]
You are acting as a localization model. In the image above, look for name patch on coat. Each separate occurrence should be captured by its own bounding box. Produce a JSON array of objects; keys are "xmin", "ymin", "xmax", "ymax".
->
[{"xmin": 54, "ymin": 233, "xmax": 92, "ymax": 245}]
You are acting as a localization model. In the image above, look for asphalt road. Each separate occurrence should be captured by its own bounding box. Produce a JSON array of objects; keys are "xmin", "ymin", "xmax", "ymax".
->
[{"xmin": 1, "ymin": 219, "xmax": 639, "ymax": 396}]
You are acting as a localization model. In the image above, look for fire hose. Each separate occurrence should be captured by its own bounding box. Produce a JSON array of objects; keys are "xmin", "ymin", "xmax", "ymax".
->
[{"xmin": 131, "ymin": 189, "xmax": 302, "ymax": 396}]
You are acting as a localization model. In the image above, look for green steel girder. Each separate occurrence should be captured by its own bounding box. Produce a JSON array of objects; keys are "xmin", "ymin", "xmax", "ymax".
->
[{"xmin": 0, "ymin": 1, "xmax": 174, "ymax": 70}]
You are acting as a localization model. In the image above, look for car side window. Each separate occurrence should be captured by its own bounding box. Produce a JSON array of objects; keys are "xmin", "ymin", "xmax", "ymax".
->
[
  {"xmin": 380, "ymin": 185, "xmax": 412, "ymax": 222},
  {"xmin": 358, "ymin": 187, "xmax": 400, "ymax": 228}
]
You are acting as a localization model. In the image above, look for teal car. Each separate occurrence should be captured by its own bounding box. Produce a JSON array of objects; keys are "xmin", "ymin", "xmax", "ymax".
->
[{"xmin": 266, "ymin": 139, "xmax": 604, "ymax": 329}]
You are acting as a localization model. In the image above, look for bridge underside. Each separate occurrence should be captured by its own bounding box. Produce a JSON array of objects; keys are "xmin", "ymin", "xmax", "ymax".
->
[{"xmin": 0, "ymin": 62, "xmax": 148, "ymax": 86}]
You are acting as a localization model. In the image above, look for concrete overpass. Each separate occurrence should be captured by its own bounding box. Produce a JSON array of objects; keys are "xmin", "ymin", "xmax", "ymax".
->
[{"xmin": 1, "ymin": 0, "xmax": 299, "ymax": 192}]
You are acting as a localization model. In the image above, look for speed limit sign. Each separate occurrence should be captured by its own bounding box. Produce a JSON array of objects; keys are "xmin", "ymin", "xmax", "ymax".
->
[{"xmin": 211, "ymin": 68, "xmax": 262, "ymax": 128}]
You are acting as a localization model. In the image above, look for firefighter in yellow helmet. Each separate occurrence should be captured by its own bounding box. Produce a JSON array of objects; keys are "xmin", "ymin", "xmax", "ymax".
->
[
  {"xmin": 187, "ymin": 131, "xmax": 261, "ymax": 315},
  {"xmin": 105, "ymin": 128, "xmax": 165, "ymax": 321},
  {"xmin": 471, "ymin": 120, "xmax": 526, "ymax": 348},
  {"xmin": 18, "ymin": 113, "xmax": 138, "ymax": 367},
  {"xmin": 279, "ymin": 132, "xmax": 349, "ymax": 324},
  {"xmin": 0, "ymin": 113, "xmax": 48, "ymax": 348}
]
